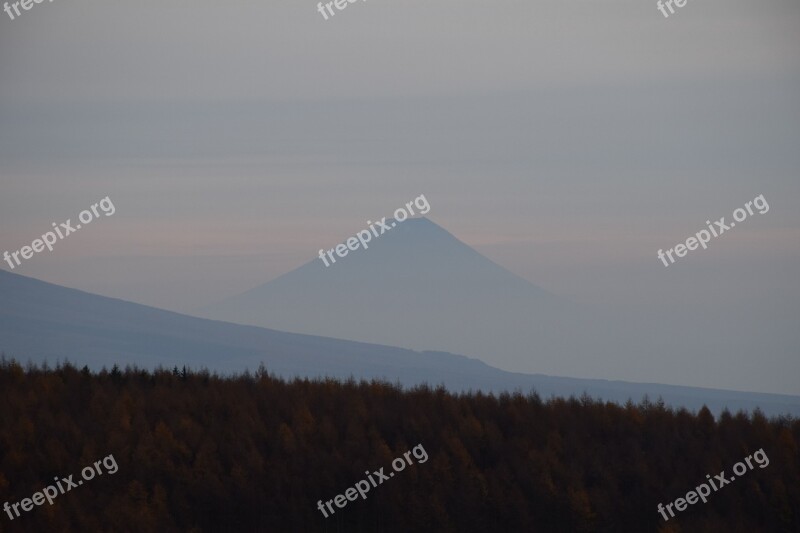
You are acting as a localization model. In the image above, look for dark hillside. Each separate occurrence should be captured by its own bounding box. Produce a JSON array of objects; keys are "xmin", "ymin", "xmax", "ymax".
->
[{"xmin": 0, "ymin": 359, "xmax": 797, "ymax": 532}]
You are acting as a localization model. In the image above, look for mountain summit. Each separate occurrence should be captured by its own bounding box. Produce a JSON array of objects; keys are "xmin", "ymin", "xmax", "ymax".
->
[{"xmin": 199, "ymin": 217, "xmax": 615, "ymax": 376}]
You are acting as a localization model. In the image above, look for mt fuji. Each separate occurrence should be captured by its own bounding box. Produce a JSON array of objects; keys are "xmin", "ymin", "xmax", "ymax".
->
[{"xmin": 198, "ymin": 217, "xmax": 630, "ymax": 378}]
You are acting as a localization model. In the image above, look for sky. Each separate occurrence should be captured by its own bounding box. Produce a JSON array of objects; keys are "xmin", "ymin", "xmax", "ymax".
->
[{"xmin": 1, "ymin": 0, "xmax": 799, "ymax": 392}]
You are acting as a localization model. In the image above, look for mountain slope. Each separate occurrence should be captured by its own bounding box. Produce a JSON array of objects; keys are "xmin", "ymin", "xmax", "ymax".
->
[{"xmin": 2, "ymin": 269, "xmax": 800, "ymax": 416}]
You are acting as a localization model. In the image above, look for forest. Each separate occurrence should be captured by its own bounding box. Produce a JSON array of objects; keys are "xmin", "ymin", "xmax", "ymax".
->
[{"xmin": 0, "ymin": 357, "xmax": 797, "ymax": 532}]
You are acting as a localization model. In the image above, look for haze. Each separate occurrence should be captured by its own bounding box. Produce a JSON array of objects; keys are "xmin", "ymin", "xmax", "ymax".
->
[{"xmin": 1, "ymin": 0, "xmax": 799, "ymax": 393}]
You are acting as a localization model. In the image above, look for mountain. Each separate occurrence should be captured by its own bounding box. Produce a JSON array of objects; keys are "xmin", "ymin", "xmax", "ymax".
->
[
  {"xmin": 2, "ymin": 269, "xmax": 800, "ymax": 416},
  {"xmin": 198, "ymin": 217, "xmax": 633, "ymax": 378}
]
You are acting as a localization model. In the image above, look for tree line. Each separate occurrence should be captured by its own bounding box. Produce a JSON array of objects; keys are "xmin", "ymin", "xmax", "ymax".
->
[{"xmin": 0, "ymin": 358, "xmax": 797, "ymax": 532}]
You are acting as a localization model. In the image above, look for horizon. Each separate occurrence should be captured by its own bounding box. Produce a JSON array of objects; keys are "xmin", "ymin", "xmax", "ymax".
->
[{"xmin": 2, "ymin": 210, "xmax": 798, "ymax": 396}]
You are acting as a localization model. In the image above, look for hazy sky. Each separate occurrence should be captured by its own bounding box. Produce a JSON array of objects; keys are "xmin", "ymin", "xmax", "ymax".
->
[{"xmin": 1, "ymin": 0, "xmax": 799, "ymax": 392}]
